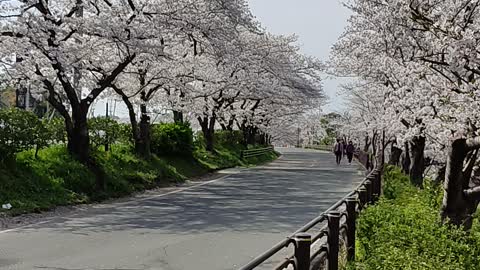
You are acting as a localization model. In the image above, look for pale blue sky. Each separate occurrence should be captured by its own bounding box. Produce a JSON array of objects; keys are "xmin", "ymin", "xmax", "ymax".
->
[{"xmin": 247, "ymin": 0, "xmax": 351, "ymax": 112}]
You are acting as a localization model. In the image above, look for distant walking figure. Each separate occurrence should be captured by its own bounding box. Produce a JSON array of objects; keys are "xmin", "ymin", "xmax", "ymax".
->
[
  {"xmin": 346, "ymin": 141, "xmax": 355, "ymax": 164},
  {"xmin": 333, "ymin": 139, "xmax": 343, "ymax": 165}
]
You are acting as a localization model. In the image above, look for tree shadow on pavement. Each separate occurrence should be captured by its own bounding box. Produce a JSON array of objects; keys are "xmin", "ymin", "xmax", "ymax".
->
[{"xmin": 18, "ymin": 150, "xmax": 363, "ymax": 236}]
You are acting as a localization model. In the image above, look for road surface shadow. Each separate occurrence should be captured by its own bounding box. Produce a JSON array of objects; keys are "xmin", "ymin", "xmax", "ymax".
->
[{"xmin": 16, "ymin": 150, "xmax": 363, "ymax": 236}]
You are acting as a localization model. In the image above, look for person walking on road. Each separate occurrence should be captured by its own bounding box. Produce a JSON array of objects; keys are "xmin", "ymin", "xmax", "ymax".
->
[
  {"xmin": 333, "ymin": 139, "xmax": 343, "ymax": 165},
  {"xmin": 346, "ymin": 141, "xmax": 355, "ymax": 164}
]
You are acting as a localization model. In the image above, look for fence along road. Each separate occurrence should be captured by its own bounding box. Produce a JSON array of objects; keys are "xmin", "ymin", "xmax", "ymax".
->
[{"xmin": 0, "ymin": 147, "xmax": 363, "ymax": 270}]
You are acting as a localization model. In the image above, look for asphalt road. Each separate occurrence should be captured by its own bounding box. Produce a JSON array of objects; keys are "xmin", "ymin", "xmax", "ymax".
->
[{"xmin": 0, "ymin": 148, "xmax": 363, "ymax": 270}]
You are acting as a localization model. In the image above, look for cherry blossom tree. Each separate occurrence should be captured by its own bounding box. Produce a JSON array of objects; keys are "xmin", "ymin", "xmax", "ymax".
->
[
  {"xmin": 333, "ymin": 0, "xmax": 480, "ymax": 228},
  {"xmin": 0, "ymin": 0, "xmax": 168, "ymax": 165},
  {"xmin": 0, "ymin": 0, "xmax": 256, "ymax": 160},
  {"xmin": 167, "ymin": 31, "xmax": 324, "ymax": 151}
]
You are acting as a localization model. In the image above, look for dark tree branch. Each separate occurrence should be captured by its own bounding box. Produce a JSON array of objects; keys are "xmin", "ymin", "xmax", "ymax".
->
[
  {"xmin": 401, "ymin": 119, "xmax": 411, "ymax": 128},
  {"xmin": 464, "ymin": 186, "xmax": 480, "ymax": 200},
  {"xmin": 1, "ymin": 31, "xmax": 24, "ymax": 38},
  {"xmin": 35, "ymin": 65, "xmax": 72, "ymax": 129},
  {"xmin": 82, "ymin": 53, "xmax": 136, "ymax": 107},
  {"xmin": 466, "ymin": 137, "xmax": 480, "ymax": 151},
  {"xmin": 60, "ymin": 29, "xmax": 77, "ymax": 42},
  {"xmin": 127, "ymin": 0, "xmax": 136, "ymax": 11}
]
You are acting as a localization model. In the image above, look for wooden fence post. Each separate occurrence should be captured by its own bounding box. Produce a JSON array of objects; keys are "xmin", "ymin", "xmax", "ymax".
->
[
  {"xmin": 368, "ymin": 174, "xmax": 379, "ymax": 202},
  {"xmin": 375, "ymin": 169, "xmax": 382, "ymax": 197},
  {"xmin": 345, "ymin": 197, "xmax": 357, "ymax": 262},
  {"xmin": 294, "ymin": 233, "xmax": 311, "ymax": 270},
  {"xmin": 327, "ymin": 212, "xmax": 340, "ymax": 270},
  {"xmin": 365, "ymin": 180, "xmax": 373, "ymax": 204},
  {"xmin": 358, "ymin": 187, "xmax": 367, "ymax": 210}
]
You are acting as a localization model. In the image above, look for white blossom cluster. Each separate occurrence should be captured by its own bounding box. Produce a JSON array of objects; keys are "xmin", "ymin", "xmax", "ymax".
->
[
  {"xmin": 331, "ymin": 0, "xmax": 480, "ymax": 161},
  {"xmin": 0, "ymin": 0, "xmax": 324, "ymax": 140}
]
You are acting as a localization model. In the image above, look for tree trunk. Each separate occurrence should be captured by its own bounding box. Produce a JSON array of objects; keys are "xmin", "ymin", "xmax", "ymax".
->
[
  {"xmin": 124, "ymin": 99, "xmax": 141, "ymax": 156},
  {"xmin": 434, "ymin": 165, "xmax": 446, "ymax": 186},
  {"xmin": 402, "ymin": 141, "xmax": 411, "ymax": 174},
  {"xmin": 115, "ymin": 86, "xmax": 153, "ymax": 159},
  {"xmin": 137, "ymin": 104, "xmax": 151, "ymax": 158},
  {"xmin": 173, "ymin": 110, "xmax": 183, "ymax": 124},
  {"xmin": 258, "ymin": 133, "xmax": 265, "ymax": 145},
  {"xmin": 247, "ymin": 126, "xmax": 257, "ymax": 145},
  {"xmin": 371, "ymin": 132, "xmax": 378, "ymax": 167},
  {"xmin": 203, "ymin": 127, "xmax": 214, "ymax": 152},
  {"xmin": 389, "ymin": 145, "xmax": 402, "ymax": 166},
  {"xmin": 227, "ymin": 117, "xmax": 235, "ymax": 131},
  {"xmin": 381, "ymin": 130, "xmax": 386, "ymax": 167},
  {"xmin": 441, "ymin": 139, "xmax": 479, "ymax": 229},
  {"xmin": 410, "ymin": 136, "xmax": 426, "ymax": 187},
  {"xmin": 67, "ymin": 111, "xmax": 90, "ymax": 162},
  {"xmin": 241, "ymin": 124, "xmax": 248, "ymax": 146},
  {"xmin": 66, "ymin": 108, "xmax": 106, "ymax": 191},
  {"xmin": 198, "ymin": 116, "xmax": 215, "ymax": 152},
  {"xmin": 207, "ymin": 116, "xmax": 215, "ymax": 151},
  {"xmin": 369, "ymin": 153, "xmax": 374, "ymax": 171},
  {"xmin": 364, "ymin": 135, "xmax": 371, "ymax": 152}
]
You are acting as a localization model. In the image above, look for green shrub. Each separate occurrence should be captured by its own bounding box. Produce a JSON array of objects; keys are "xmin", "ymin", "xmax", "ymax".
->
[
  {"xmin": 43, "ymin": 117, "xmax": 67, "ymax": 144},
  {"xmin": 0, "ymin": 108, "xmax": 48, "ymax": 162},
  {"xmin": 88, "ymin": 117, "xmax": 122, "ymax": 148},
  {"xmin": 193, "ymin": 131, "xmax": 204, "ymax": 149},
  {"xmin": 382, "ymin": 165, "xmax": 416, "ymax": 200},
  {"xmin": 214, "ymin": 130, "xmax": 245, "ymax": 147},
  {"xmin": 151, "ymin": 122, "xmax": 194, "ymax": 156},
  {"xmin": 118, "ymin": 123, "xmax": 133, "ymax": 144},
  {"xmin": 354, "ymin": 166, "xmax": 480, "ymax": 270},
  {"xmin": 320, "ymin": 136, "xmax": 335, "ymax": 146}
]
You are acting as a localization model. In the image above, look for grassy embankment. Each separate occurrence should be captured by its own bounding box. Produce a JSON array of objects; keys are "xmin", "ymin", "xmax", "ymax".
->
[
  {"xmin": 0, "ymin": 143, "xmax": 278, "ymax": 215},
  {"xmin": 351, "ymin": 166, "xmax": 480, "ymax": 270}
]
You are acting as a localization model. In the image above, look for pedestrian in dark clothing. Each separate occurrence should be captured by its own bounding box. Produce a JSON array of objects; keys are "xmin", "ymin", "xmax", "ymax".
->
[
  {"xmin": 346, "ymin": 141, "xmax": 355, "ymax": 164},
  {"xmin": 333, "ymin": 139, "xmax": 344, "ymax": 165}
]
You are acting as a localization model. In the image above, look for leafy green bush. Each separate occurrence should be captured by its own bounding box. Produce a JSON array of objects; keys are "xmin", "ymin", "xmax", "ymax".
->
[
  {"xmin": 88, "ymin": 117, "xmax": 121, "ymax": 148},
  {"xmin": 43, "ymin": 117, "xmax": 67, "ymax": 144},
  {"xmin": 0, "ymin": 108, "xmax": 49, "ymax": 162},
  {"xmin": 382, "ymin": 165, "xmax": 416, "ymax": 200},
  {"xmin": 320, "ymin": 136, "xmax": 335, "ymax": 146},
  {"xmin": 193, "ymin": 131, "xmax": 206, "ymax": 149},
  {"xmin": 151, "ymin": 122, "xmax": 194, "ymax": 156},
  {"xmin": 118, "ymin": 123, "xmax": 133, "ymax": 144},
  {"xmin": 353, "ymin": 166, "xmax": 480, "ymax": 270},
  {"xmin": 214, "ymin": 130, "xmax": 245, "ymax": 147}
]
